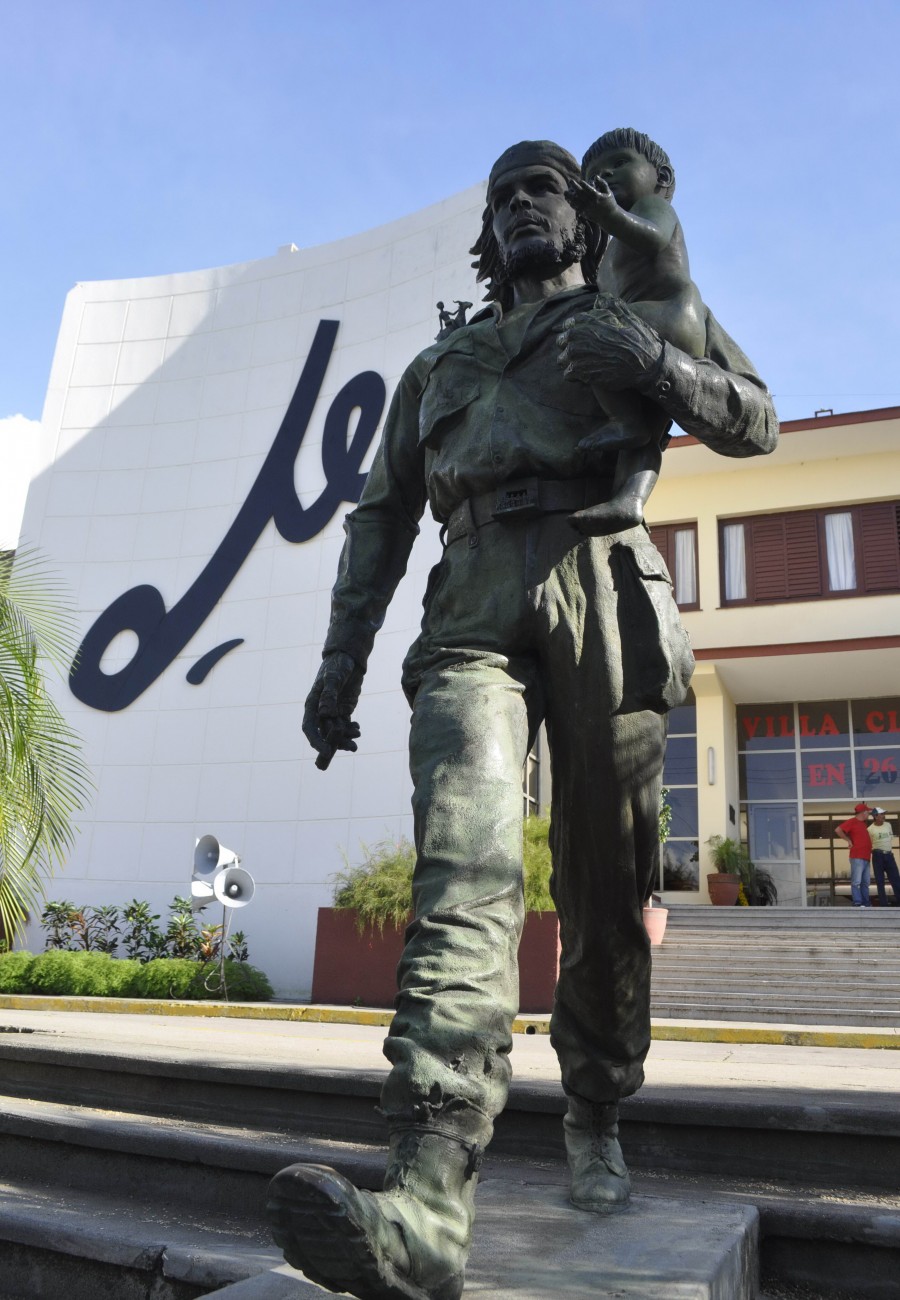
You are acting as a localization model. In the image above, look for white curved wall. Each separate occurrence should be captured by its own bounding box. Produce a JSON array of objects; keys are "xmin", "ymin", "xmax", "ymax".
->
[{"xmin": 21, "ymin": 184, "xmax": 485, "ymax": 996}]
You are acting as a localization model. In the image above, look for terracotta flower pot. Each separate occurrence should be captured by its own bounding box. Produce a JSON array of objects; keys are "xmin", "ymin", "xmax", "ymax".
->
[
  {"xmin": 707, "ymin": 872, "xmax": 741, "ymax": 906},
  {"xmin": 643, "ymin": 904, "xmax": 669, "ymax": 945}
]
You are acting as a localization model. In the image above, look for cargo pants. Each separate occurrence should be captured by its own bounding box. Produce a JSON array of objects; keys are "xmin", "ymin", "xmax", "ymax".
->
[{"xmin": 379, "ymin": 511, "xmax": 691, "ymax": 1140}]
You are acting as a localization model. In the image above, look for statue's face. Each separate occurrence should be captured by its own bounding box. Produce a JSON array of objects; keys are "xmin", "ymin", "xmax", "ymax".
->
[
  {"xmin": 585, "ymin": 146, "xmax": 660, "ymax": 211},
  {"xmin": 489, "ymin": 164, "xmax": 579, "ymax": 272}
]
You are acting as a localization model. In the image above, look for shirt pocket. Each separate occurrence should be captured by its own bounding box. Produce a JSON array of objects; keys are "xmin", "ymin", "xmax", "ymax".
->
[
  {"xmin": 613, "ymin": 540, "xmax": 693, "ymax": 714},
  {"xmin": 628, "ymin": 543, "xmax": 674, "ymax": 586},
  {"xmin": 510, "ymin": 364, "xmax": 598, "ymax": 418},
  {"xmin": 417, "ymin": 338, "xmax": 481, "ymax": 449}
]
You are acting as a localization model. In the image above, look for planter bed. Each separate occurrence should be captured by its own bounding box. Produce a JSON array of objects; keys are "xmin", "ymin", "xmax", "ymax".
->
[{"xmin": 311, "ymin": 908, "xmax": 561, "ymax": 1013}]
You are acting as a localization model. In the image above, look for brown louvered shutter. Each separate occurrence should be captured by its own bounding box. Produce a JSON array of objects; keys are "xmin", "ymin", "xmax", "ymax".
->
[
  {"xmin": 784, "ymin": 512, "xmax": 823, "ymax": 597},
  {"xmin": 746, "ymin": 512, "xmax": 823, "ymax": 601},
  {"xmin": 747, "ymin": 516, "xmax": 787, "ymax": 601},
  {"xmin": 649, "ymin": 525, "xmax": 671, "ymax": 572},
  {"xmin": 859, "ymin": 502, "xmax": 900, "ymax": 592}
]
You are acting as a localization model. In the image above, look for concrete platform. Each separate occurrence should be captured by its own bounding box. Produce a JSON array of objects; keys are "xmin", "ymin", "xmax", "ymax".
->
[{"xmin": 203, "ymin": 1186, "xmax": 759, "ymax": 1299}]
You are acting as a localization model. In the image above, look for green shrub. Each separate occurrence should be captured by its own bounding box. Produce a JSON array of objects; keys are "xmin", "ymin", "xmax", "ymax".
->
[
  {"xmin": 214, "ymin": 960, "xmax": 274, "ymax": 1001},
  {"xmin": 28, "ymin": 950, "xmax": 142, "ymax": 996},
  {"xmin": 333, "ymin": 838, "xmax": 416, "ymax": 931},
  {"xmin": 40, "ymin": 896, "xmax": 258, "ymax": 964},
  {"xmin": 333, "ymin": 821, "xmax": 559, "ymax": 926},
  {"xmin": 523, "ymin": 816, "xmax": 554, "ymax": 911},
  {"xmin": 0, "ymin": 951, "xmax": 36, "ymax": 992},
  {"xmin": 0, "ymin": 950, "xmax": 272, "ymax": 1000},
  {"xmin": 134, "ymin": 957, "xmax": 272, "ymax": 1001}
]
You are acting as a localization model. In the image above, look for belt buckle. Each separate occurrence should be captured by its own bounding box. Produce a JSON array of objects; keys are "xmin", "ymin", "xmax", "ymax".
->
[{"xmin": 492, "ymin": 479, "xmax": 541, "ymax": 521}]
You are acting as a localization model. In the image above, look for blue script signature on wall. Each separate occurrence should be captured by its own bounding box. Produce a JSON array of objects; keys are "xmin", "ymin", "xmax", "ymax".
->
[{"xmin": 69, "ymin": 320, "xmax": 386, "ymax": 712}]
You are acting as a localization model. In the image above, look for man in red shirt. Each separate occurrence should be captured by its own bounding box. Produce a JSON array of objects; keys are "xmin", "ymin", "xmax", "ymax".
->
[{"xmin": 836, "ymin": 803, "xmax": 873, "ymax": 908}]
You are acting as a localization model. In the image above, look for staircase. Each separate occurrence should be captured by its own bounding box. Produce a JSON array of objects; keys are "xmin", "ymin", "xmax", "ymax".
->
[
  {"xmin": 651, "ymin": 908, "xmax": 900, "ymax": 1025},
  {"xmin": 0, "ymin": 1014, "xmax": 898, "ymax": 1297}
]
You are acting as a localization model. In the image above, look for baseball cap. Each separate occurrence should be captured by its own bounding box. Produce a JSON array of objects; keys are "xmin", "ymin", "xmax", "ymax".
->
[
  {"xmin": 854, "ymin": 802, "xmax": 871, "ymax": 813},
  {"xmin": 872, "ymin": 806, "xmax": 886, "ymax": 816}
]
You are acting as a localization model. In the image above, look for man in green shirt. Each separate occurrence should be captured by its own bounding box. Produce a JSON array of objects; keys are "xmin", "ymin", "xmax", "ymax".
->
[
  {"xmin": 268, "ymin": 140, "xmax": 777, "ymax": 1300},
  {"xmin": 868, "ymin": 807, "xmax": 900, "ymax": 906}
]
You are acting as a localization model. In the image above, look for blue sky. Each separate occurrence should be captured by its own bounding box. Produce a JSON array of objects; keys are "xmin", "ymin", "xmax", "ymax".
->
[{"xmin": 1, "ymin": 0, "xmax": 898, "ymax": 423}]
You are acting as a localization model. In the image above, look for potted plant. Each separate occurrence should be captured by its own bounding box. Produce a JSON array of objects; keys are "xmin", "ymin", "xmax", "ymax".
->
[
  {"xmin": 706, "ymin": 835, "xmax": 745, "ymax": 905},
  {"xmin": 644, "ymin": 788, "xmax": 672, "ymax": 944},
  {"xmin": 311, "ymin": 820, "xmax": 560, "ymax": 1012},
  {"xmin": 643, "ymin": 892, "xmax": 668, "ymax": 945},
  {"xmin": 706, "ymin": 835, "xmax": 778, "ymax": 906}
]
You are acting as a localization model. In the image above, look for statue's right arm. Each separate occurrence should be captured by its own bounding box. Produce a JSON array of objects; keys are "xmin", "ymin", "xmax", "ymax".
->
[
  {"xmin": 642, "ymin": 332, "xmax": 779, "ymax": 458},
  {"xmin": 558, "ymin": 296, "xmax": 778, "ymax": 458},
  {"xmin": 303, "ymin": 365, "xmax": 428, "ymax": 766}
]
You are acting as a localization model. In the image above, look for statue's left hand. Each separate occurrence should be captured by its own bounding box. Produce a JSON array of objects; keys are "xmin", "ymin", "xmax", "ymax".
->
[{"xmin": 557, "ymin": 294, "xmax": 664, "ymax": 391}]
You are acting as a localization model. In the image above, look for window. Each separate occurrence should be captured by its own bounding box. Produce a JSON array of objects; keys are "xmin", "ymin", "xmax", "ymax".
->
[
  {"xmin": 661, "ymin": 688, "xmax": 699, "ymax": 891},
  {"xmin": 648, "ymin": 523, "xmax": 699, "ymax": 610},
  {"xmin": 719, "ymin": 502, "xmax": 900, "ymax": 606},
  {"xmin": 523, "ymin": 726, "xmax": 548, "ymax": 818},
  {"xmin": 523, "ymin": 744, "xmax": 540, "ymax": 818}
]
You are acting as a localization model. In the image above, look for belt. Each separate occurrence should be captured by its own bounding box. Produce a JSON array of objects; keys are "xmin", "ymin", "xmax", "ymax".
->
[{"xmin": 445, "ymin": 477, "xmax": 608, "ymax": 547}]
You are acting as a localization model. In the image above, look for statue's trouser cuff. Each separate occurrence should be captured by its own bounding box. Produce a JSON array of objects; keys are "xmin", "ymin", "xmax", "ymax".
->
[{"xmin": 384, "ymin": 517, "xmax": 673, "ymax": 1129}]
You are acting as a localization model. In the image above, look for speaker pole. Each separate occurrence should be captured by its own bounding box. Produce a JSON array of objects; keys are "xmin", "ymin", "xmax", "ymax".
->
[{"xmin": 219, "ymin": 902, "xmax": 228, "ymax": 1003}]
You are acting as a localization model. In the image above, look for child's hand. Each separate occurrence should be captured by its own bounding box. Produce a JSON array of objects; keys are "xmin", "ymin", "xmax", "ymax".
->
[{"xmin": 566, "ymin": 176, "xmax": 618, "ymax": 221}]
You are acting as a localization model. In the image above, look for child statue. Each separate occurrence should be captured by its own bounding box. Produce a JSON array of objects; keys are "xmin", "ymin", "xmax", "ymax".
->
[{"xmin": 565, "ymin": 128, "xmax": 707, "ymax": 533}]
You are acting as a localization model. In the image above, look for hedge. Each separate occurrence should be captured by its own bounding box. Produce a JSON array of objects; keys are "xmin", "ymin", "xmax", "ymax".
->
[{"xmin": 0, "ymin": 950, "xmax": 273, "ymax": 1001}]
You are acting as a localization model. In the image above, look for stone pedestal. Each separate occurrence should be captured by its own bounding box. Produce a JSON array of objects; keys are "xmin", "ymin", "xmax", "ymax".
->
[{"xmin": 202, "ymin": 1185, "xmax": 758, "ymax": 1299}]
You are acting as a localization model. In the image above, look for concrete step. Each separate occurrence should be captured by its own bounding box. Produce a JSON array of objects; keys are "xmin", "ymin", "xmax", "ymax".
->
[
  {"xmin": 650, "ymin": 1004, "xmax": 900, "ymax": 1027},
  {"xmin": 665, "ymin": 909, "xmax": 900, "ymax": 929},
  {"xmin": 651, "ymin": 975, "xmax": 900, "ymax": 990},
  {"xmin": 0, "ymin": 1177, "xmax": 281, "ymax": 1299},
  {"xmin": 203, "ymin": 1185, "xmax": 760, "ymax": 1300},
  {"xmin": 1, "ymin": 1038, "xmax": 899, "ymax": 1195},
  {"xmin": 663, "ymin": 932, "xmax": 900, "ymax": 945},
  {"xmin": 650, "ymin": 976, "xmax": 900, "ymax": 994},
  {"xmin": 652, "ymin": 949, "xmax": 900, "ymax": 962},
  {"xmin": 647, "ymin": 987, "xmax": 900, "ymax": 1008},
  {"xmin": 657, "ymin": 936, "xmax": 900, "ymax": 951},
  {"xmin": 650, "ymin": 1006, "xmax": 900, "ymax": 1025},
  {"xmin": 656, "ymin": 932, "xmax": 900, "ymax": 945},
  {"xmin": 649, "ymin": 979, "xmax": 900, "ymax": 997},
  {"xmin": 0, "ymin": 1085, "xmax": 898, "ymax": 1298}
]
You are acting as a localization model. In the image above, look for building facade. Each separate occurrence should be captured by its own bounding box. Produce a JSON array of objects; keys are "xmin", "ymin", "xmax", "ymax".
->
[
  {"xmin": 647, "ymin": 406, "xmax": 900, "ymax": 908},
  {"xmin": 18, "ymin": 180, "xmax": 900, "ymax": 995}
]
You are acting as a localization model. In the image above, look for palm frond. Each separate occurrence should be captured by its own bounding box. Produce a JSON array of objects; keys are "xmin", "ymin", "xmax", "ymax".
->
[{"xmin": 0, "ymin": 548, "xmax": 93, "ymax": 944}]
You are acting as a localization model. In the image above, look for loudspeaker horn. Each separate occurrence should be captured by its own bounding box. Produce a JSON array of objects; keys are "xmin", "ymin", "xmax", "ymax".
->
[
  {"xmin": 194, "ymin": 835, "xmax": 240, "ymax": 878},
  {"xmin": 191, "ymin": 879, "xmax": 215, "ymax": 912},
  {"xmin": 213, "ymin": 865, "xmax": 256, "ymax": 909}
]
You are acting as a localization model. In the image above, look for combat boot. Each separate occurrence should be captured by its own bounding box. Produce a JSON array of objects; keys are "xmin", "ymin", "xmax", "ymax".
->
[
  {"xmin": 564, "ymin": 1096, "xmax": 631, "ymax": 1214},
  {"xmin": 266, "ymin": 1125, "xmax": 484, "ymax": 1300}
]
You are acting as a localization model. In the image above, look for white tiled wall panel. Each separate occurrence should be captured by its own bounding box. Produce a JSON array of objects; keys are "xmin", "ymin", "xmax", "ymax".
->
[{"xmin": 21, "ymin": 184, "xmax": 485, "ymax": 997}]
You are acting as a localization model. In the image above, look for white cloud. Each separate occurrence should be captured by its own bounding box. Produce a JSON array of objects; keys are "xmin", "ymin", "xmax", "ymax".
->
[{"xmin": 0, "ymin": 414, "xmax": 42, "ymax": 550}]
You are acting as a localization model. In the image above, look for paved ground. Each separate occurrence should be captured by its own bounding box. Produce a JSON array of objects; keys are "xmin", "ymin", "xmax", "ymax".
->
[{"xmin": 2, "ymin": 1007, "xmax": 899, "ymax": 1108}]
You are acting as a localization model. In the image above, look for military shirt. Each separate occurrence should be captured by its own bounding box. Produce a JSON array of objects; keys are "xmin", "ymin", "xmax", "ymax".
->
[{"xmin": 323, "ymin": 284, "xmax": 778, "ymax": 669}]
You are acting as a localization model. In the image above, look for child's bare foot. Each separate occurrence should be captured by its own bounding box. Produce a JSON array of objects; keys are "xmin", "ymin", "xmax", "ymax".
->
[
  {"xmin": 577, "ymin": 423, "xmax": 651, "ymax": 454},
  {"xmin": 569, "ymin": 496, "xmax": 644, "ymax": 536}
]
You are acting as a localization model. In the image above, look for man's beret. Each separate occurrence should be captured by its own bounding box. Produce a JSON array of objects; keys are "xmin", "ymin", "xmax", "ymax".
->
[{"xmin": 487, "ymin": 141, "xmax": 581, "ymax": 194}]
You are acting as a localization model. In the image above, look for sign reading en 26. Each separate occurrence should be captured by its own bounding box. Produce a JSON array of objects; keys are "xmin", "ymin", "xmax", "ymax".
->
[{"xmin": 69, "ymin": 321, "xmax": 385, "ymax": 712}]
